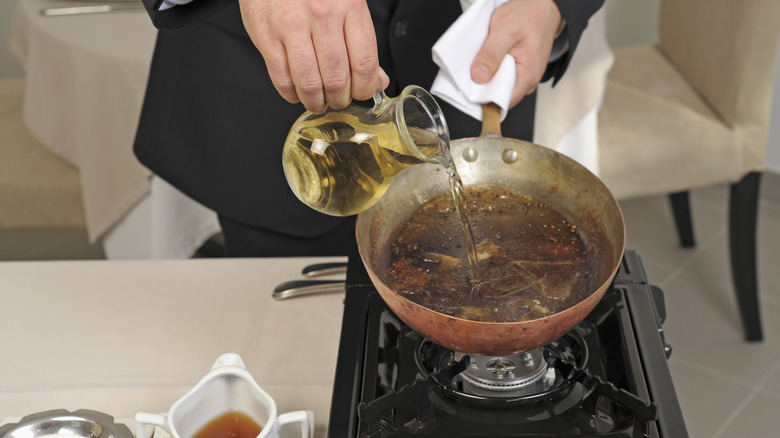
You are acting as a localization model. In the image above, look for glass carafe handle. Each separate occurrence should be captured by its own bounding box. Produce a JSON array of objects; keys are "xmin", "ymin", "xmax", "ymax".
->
[{"xmin": 371, "ymin": 90, "xmax": 390, "ymax": 117}]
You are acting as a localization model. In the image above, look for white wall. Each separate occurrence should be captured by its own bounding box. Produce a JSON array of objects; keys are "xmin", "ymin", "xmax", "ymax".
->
[
  {"xmin": 604, "ymin": 0, "xmax": 780, "ymax": 174},
  {"xmin": 765, "ymin": 47, "xmax": 780, "ymax": 173},
  {"xmin": 605, "ymin": 0, "xmax": 659, "ymax": 47},
  {"xmin": 1, "ymin": 0, "xmax": 25, "ymax": 78}
]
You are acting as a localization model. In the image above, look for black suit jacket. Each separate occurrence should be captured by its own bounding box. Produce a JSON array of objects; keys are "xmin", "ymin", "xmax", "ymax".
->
[{"xmin": 134, "ymin": 0, "xmax": 603, "ymax": 238}]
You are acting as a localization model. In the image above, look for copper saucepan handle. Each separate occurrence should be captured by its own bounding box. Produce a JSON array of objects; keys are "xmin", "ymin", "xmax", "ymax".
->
[{"xmin": 480, "ymin": 102, "xmax": 503, "ymax": 137}]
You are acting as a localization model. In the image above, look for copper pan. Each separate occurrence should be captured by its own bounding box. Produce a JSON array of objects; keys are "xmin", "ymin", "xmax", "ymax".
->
[{"xmin": 355, "ymin": 104, "xmax": 625, "ymax": 356}]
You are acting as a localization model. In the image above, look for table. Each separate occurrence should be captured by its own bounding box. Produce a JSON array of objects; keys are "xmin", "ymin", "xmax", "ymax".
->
[
  {"xmin": 0, "ymin": 256, "xmax": 348, "ymax": 438},
  {"xmin": 8, "ymin": 0, "xmax": 219, "ymax": 259}
]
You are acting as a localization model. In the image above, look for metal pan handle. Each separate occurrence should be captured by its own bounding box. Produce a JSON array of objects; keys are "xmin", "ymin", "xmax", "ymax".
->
[
  {"xmin": 301, "ymin": 262, "xmax": 347, "ymax": 278},
  {"xmin": 272, "ymin": 280, "xmax": 345, "ymax": 300}
]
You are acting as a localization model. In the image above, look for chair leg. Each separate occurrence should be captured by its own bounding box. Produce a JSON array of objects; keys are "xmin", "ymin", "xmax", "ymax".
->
[
  {"xmin": 669, "ymin": 191, "xmax": 696, "ymax": 247},
  {"xmin": 729, "ymin": 171, "xmax": 763, "ymax": 342}
]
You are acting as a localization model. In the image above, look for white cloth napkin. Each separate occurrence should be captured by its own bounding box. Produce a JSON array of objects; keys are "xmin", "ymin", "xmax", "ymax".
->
[{"xmin": 431, "ymin": 0, "xmax": 514, "ymax": 122}]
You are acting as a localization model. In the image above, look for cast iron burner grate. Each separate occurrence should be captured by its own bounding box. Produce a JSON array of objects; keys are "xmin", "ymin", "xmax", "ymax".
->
[{"xmin": 357, "ymin": 319, "xmax": 656, "ymax": 437}]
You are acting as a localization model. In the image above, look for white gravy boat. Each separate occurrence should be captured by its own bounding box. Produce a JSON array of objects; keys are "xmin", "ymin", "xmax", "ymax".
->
[{"xmin": 136, "ymin": 353, "xmax": 312, "ymax": 438}]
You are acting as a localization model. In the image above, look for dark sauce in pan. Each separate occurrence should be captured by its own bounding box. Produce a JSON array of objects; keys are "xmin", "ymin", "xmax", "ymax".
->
[{"xmin": 380, "ymin": 187, "xmax": 602, "ymax": 323}]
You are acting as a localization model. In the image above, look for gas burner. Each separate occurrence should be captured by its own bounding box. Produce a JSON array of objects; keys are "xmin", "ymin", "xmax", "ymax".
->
[
  {"xmin": 454, "ymin": 349, "xmax": 549, "ymax": 398},
  {"xmin": 415, "ymin": 328, "xmax": 588, "ymax": 405}
]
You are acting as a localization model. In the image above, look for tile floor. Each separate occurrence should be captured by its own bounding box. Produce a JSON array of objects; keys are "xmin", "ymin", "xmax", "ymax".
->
[
  {"xmin": 619, "ymin": 174, "xmax": 780, "ymax": 438},
  {"xmin": 3, "ymin": 76, "xmax": 780, "ymax": 436}
]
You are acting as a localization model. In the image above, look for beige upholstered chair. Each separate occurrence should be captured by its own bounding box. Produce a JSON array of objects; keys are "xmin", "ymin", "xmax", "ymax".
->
[{"xmin": 598, "ymin": 0, "xmax": 780, "ymax": 341}]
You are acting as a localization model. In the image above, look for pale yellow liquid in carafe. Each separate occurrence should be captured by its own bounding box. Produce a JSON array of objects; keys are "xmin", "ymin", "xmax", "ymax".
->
[
  {"xmin": 283, "ymin": 110, "xmax": 481, "ymax": 283},
  {"xmin": 282, "ymin": 112, "xmax": 445, "ymax": 217}
]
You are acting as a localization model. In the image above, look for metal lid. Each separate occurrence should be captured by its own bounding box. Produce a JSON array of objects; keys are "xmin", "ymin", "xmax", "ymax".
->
[{"xmin": 0, "ymin": 409, "xmax": 134, "ymax": 438}]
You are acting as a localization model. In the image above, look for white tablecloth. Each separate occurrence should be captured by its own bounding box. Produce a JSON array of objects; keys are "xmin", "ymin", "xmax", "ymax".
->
[
  {"xmin": 8, "ymin": 0, "xmax": 219, "ymax": 259},
  {"xmin": 0, "ymin": 256, "xmax": 347, "ymax": 438},
  {"xmin": 534, "ymin": 8, "xmax": 613, "ymax": 176}
]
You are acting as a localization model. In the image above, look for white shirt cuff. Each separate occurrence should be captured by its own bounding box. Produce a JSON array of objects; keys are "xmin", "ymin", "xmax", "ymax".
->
[{"xmin": 159, "ymin": 0, "xmax": 194, "ymax": 11}]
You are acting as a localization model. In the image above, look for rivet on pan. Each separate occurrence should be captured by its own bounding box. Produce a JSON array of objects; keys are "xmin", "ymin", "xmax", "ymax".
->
[
  {"xmin": 501, "ymin": 148, "xmax": 519, "ymax": 164},
  {"xmin": 462, "ymin": 147, "xmax": 478, "ymax": 162}
]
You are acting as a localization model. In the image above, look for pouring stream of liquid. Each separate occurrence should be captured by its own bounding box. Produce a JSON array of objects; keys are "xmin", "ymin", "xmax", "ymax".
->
[{"xmin": 437, "ymin": 149, "xmax": 480, "ymax": 285}]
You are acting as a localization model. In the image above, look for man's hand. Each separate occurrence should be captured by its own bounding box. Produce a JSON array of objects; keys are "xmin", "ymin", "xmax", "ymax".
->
[
  {"xmin": 239, "ymin": 0, "xmax": 390, "ymax": 113},
  {"xmin": 470, "ymin": 0, "xmax": 563, "ymax": 108}
]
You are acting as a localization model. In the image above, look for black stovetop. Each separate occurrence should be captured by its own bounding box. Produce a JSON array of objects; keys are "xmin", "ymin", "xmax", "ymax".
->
[{"xmin": 328, "ymin": 250, "xmax": 688, "ymax": 437}]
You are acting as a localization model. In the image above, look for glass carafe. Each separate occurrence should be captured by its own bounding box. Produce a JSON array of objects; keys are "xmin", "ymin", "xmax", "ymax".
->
[{"xmin": 282, "ymin": 85, "xmax": 450, "ymax": 216}]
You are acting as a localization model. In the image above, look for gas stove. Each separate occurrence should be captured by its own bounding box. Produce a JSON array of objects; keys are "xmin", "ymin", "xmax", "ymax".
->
[{"xmin": 328, "ymin": 250, "xmax": 688, "ymax": 437}]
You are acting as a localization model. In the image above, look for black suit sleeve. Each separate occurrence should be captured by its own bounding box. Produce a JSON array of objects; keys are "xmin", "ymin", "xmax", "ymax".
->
[
  {"xmin": 141, "ymin": 0, "xmax": 234, "ymax": 30},
  {"xmin": 141, "ymin": 0, "xmax": 605, "ymax": 62},
  {"xmin": 544, "ymin": 0, "xmax": 605, "ymax": 84}
]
